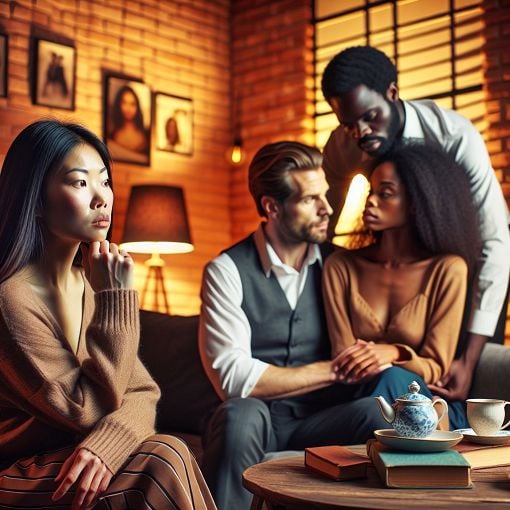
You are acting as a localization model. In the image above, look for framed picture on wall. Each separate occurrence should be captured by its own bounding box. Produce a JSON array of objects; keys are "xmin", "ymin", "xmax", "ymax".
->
[
  {"xmin": 34, "ymin": 39, "xmax": 76, "ymax": 110},
  {"xmin": 104, "ymin": 75, "xmax": 151, "ymax": 166},
  {"xmin": 0, "ymin": 34, "xmax": 7, "ymax": 98},
  {"xmin": 154, "ymin": 92, "xmax": 193, "ymax": 156}
]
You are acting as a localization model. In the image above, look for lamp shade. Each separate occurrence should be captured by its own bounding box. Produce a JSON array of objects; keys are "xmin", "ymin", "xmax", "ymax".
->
[{"xmin": 120, "ymin": 185, "xmax": 193, "ymax": 254}]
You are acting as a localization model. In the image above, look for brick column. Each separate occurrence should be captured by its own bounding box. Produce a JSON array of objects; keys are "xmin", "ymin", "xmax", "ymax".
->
[
  {"xmin": 482, "ymin": 0, "xmax": 510, "ymax": 342},
  {"xmin": 230, "ymin": 0, "xmax": 314, "ymax": 241}
]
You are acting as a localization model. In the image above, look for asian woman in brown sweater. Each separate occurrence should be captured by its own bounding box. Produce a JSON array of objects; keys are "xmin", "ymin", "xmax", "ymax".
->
[
  {"xmin": 322, "ymin": 142, "xmax": 481, "ymax": 430},
  {"xmin": 0, "ymin": 120, "xmax": 215, "ymax": 510}
]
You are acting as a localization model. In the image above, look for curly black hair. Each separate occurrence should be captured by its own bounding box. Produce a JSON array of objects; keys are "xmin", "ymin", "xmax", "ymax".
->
[
  {"xmin": 321, "ymin": 46, "xmax": 397, "ymax": 101},
  {"xmin": 372, "ymin": 142, "xmax": 481, "ymax": 275}
]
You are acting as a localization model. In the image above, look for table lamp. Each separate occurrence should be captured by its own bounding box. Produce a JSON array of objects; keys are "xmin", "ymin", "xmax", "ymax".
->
[{"xmin": 120, "ymin": 185, "xmax": 193, "ymax": 313}]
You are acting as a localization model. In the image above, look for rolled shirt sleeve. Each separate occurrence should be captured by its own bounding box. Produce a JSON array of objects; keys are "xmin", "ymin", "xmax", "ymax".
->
[
  {"xmin": 402, "ymin": 101, "xmax": 510, "ymax": 337},
  {"xmin": 199, "ymin": 253, "xmax": 268, "ymax": 400},
  {"xmin": 444, "ymin": 112, "xmax": 510, "ymax": 336}
]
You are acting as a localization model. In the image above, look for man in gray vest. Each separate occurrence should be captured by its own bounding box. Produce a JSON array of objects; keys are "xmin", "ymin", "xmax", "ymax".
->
[{"xmin": 199, "ymin": 141, "xmax": 387, "ymax": 510}]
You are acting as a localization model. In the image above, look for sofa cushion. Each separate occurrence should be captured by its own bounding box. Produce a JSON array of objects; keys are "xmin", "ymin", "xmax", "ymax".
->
[
  {"xmin": 138, "ymin": 311, "xmax": 220, "ymax": 435},
  {"xmin": 470, "ymin": 343, "xmax": 510, "ymax": 400}
]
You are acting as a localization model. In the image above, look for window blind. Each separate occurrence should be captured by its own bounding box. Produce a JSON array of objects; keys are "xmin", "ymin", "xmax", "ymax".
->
[{"xmin": 314, "ymin": 0, "xmax": 486, "ymax": 149}]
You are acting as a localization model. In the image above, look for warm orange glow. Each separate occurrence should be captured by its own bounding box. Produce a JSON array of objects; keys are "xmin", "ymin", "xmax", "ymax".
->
[
  {"xmin": 227, "ymin": 143, "xmax": 245, "ymax": 165},
  {"xmin": 119, "ymin": 241, "xmax": 194, "ymax": 254},
  {"xmin": 332, "ymin": 173, "xmax": 370, "ymax": 248}
]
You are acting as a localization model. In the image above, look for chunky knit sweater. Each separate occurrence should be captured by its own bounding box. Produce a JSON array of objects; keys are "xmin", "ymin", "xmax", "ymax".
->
[{"xmin": 0, "ymin": 270, "xmax": 160, "ymax": 473}]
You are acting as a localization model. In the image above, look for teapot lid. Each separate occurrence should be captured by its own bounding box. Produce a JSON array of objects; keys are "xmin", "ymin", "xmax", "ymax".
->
[{"xmin": 397, "ymin": 381, "xmax": 431, "ymax": 402}]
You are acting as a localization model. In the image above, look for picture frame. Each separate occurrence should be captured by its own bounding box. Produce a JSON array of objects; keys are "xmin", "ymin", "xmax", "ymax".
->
[
  {"xmin": 0, "ymin": 33, "xmax": 7, "ymax": 98},
  {"xmin": 104, "ymin": 75, "xmax": 152, "ymax": 166},
  {"xmin": 34, "ymin": 38, "xmax": 76, "ymax": 110},
  {"xmin": 154, "ymin": 92, "xmax": 193, "ymax": 156}
]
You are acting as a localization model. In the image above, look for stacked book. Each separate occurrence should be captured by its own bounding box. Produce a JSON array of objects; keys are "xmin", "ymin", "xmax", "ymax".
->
[
  {"xmin": 304, "ymin": 445, "xmax": 371, "ymax": 481},
  {"xmin": 304, "ymin": 440, "xmax": 510, "ymax": 488},
  {"xmin": 454, "ymin": 441, "xmax": 510, "ymax": 482},
  {"xmin": 366, "ymin": 439, "xmax": 471, "ymax": 488}
]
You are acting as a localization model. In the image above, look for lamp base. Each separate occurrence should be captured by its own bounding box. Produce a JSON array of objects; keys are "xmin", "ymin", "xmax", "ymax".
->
[
  {"xmin": 145, "ymin": 252, "xmax": 165, "ymax": 268},
  {"xmin": 141, "ymin": 257, "xmax": 170, "ymax": 314}
]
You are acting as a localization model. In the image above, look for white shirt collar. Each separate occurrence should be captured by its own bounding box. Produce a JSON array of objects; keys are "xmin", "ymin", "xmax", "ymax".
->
[
  {"xmin": 401, "ymin": 100, "xmax": 425, "ymax": 139},
  {"xmin": 265, "ymin": 241, "xmax": 321, "ymax": 277},
  {"xmin": 253, "ymin": 223, "xmax": 322, "ymax": 278}
]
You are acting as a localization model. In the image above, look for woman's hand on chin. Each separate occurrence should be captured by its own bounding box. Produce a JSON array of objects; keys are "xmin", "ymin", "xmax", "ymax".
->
[{"xmin": 81, "ymin": 241, "xmax": 134, "ymax": 291}]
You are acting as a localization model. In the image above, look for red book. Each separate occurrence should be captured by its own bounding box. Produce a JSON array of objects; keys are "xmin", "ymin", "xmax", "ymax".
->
[{"xmin": 304, "ymin": 445, "xmax": 370, "ymax": 481}]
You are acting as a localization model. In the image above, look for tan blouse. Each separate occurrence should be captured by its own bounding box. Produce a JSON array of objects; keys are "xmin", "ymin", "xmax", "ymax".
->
[{"xmin": 322, "ymin": 251, "xmax": 468, "ymax": 384}]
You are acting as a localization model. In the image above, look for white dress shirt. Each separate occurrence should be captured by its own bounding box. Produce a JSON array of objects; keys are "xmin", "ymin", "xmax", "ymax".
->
[
  {"xmin": 199, "ymin": 224, "xmax": 322, "ymax": 400},
  {"xmin": 323, "ymin": 99, "xmax": 510, "ymax": 337}
]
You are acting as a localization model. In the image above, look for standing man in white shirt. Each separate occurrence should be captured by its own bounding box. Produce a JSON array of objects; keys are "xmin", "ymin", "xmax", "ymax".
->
[
  {"xmin": 199, "ymin": 141, "xmax": 388, "ymax": 510},
  {"xmin": 321, "ymin": 45, "xmax": 510, "ymax": 402}
]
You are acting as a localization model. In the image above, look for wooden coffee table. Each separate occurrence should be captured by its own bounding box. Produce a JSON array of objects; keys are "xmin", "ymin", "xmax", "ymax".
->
[{"xmin": 243, "ymin": 448, "xmax": 510, "ymax": 509}]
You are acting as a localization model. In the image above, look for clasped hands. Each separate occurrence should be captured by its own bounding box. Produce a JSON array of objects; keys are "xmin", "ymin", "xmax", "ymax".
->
[
  {"xmin": 333, "ymin": 341, "xmax": 474, "ymax": 400},
  {"xmin": 332, "ymin": 339, "xmax": 399, "ymax": 385}
]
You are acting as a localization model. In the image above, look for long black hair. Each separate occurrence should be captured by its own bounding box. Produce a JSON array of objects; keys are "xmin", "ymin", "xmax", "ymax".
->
[
  {"xmin": 372, "ymin": 142, "xmax": 481, "ymax": 275},
  {"xmin": 110, "ymin": 85, "xmax": 145, "ymax": 134},
  {"xmin": 0, "ymin": 119, "xmax": 112, "ymax": 283}
]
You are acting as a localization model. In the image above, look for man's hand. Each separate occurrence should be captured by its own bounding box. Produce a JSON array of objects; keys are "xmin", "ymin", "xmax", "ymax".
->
[
  {"xmin": 52, "ymin": 447, "xmax": 113, "ymax": 510},
  {"xmin": 333, "ymin": 339, "xmax": 398, "ymax": 384},
  {"xmin": 428, "ymin": 358, "xmax": 472, "ymax": 400},
  {"xmin": 428, "ymin": 333, "xmax": 488, "ymax": 401}
]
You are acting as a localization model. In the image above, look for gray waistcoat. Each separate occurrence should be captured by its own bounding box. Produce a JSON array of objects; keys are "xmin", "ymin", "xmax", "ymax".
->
[
  {"xmin": 225, "ymin": 234, "xmax": 334, "ymax": 415},
  {"xmin": 225, "ymin": 234, "xmax": 330, "ymax": 369}
]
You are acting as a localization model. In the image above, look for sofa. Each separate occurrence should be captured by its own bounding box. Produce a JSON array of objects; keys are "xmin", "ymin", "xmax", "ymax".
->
[
  {"xmin": 138, "ymin": 309, "xmax": 510, "ymax": 463},
  {"xmin": 138, "ymin": 310, "xmax": 220, "ymax": 461}
]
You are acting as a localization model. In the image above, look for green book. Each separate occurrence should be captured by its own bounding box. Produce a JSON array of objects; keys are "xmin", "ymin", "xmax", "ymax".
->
[{"xmin": 367, "ymin": 439, "xmax": 472, "ymax": 489}]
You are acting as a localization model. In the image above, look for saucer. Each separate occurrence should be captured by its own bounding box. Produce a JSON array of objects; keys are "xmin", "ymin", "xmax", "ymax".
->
[
  {"xmin": 374, "ymin": 429, "xmax": 463, "ymax": 452},
  {"xmin": 454, "ymin": 428, "xmax": 510, "ymax": 445}
]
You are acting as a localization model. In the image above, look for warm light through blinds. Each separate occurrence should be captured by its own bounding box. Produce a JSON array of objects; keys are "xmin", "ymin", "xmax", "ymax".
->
[{"xmin": 314, "ymin": 0, "xmax": 486, "ymax": 149}]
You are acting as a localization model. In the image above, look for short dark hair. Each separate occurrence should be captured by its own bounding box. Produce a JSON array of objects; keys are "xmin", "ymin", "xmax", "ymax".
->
[
  {"xmin": 372, "ymin": 142, "xmax": 481, "ymax": 275},
  {"xmin": 248, "ymin": 141, "xmax": 323, "ymax": 217},
  {"xmin": 0, "ymin": 119, "xmax": 112, "ymax": 283},
  {"xmin": 321, "ymin": 46, "xmax": 397, "ymax": 101}
]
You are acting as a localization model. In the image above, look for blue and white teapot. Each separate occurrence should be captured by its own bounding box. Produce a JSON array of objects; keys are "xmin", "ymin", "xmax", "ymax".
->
[{"xmin": 374, "ymin": 381, "xmax": 448, "ymax": 438}]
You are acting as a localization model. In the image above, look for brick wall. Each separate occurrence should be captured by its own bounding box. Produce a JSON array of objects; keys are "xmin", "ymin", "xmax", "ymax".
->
[
  {"xmin": 482, "ymin": 0, "xmax": 510, "ymax": 343},
  {"xmin": 230, "ymin": 0, "xmax": 314, "ymax": 241},
  {"xmin": 483, "ymin": 0, "xmax": 510, "ymax": 201},
  {"xmin": 0, "ymin": 0, "xmax": 231, "ymax": 315},
  {"xmin": 0, "ymin": 0, "xmax": 508, "ymax": 331}
]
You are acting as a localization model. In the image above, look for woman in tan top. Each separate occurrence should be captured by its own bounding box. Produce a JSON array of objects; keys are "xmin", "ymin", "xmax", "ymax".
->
[
  {"xmin": 0, "ymin": 120, "xmax": 215, "ymax": 509},
  {"xmin": 323, "ymin": 143, "xmax": 481, "ymax": 430}
]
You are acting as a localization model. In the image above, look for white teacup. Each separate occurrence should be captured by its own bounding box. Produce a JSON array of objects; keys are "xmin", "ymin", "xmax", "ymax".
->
[{"xmin": 466, "ymin": 398, "xmax": 510, "ymax": 436}]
